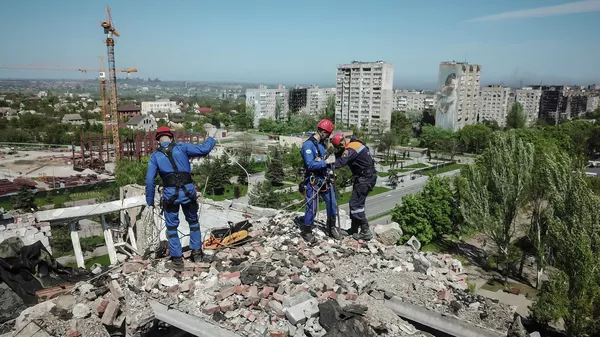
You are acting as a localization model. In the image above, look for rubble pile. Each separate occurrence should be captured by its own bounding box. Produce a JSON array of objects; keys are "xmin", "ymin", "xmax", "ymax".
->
[
  {"xmin": 6, "ymin": 272, "xmax": 126, "ymax": 337},
  {"xmin": 121, "ymin": 211, "xmax": 516, "ymax": 337}
]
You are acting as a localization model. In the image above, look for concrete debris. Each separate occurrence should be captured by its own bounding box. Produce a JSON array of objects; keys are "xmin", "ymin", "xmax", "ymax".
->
[
  {"xmin": 374, "ymin": 222, "xmax": 403, "ymax": 246},
  {"xmin": 405, "ymin": 236, "xmax": 421, "ymax": 251},
  {"xmin": 5, "ymin": 273, "xmax": 125, "ymax": 337},
  {"xmin": 118, "ymin": 209, "xmax": 515, "ymax": 337}
]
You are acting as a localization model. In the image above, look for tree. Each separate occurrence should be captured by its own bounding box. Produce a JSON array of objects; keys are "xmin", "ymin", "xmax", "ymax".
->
[
  {"xmin": 319, "ymin": 95, "xmax": 336, "ymax": 122},
  {"xmin": 506, "ymin": 102, "xmax": 527, "ymax": 129},
  {"xmin": 392, "ymin": 195, "xmax": 434, "ymax": 244},
  {"xmin": 420, "ymin": 125, "xmax": 458, "ymax": 159},
  {"xmin": 482, "ymin": 119, "xmax": 501, "ymax": 131},
  {"xmin": 456, "ymin": 124, "xmax": 493, "ymax": 154},
  {"xmin": 115, "ymin": 157, "xmax": 150, "ymax": 187},
  {"xmin": 283, "ymin": 144, "xmax": 304, "ymax": 182},
  {"xmin": 266, "ymin": 148, "xmax": 285, "ymax": 186},
  {"xmin": 391, "ymin": 111, "xmax": 413, "ymax": 145},
  {"xmin": 377, "ymin": 131, "xmax": 398, "ymax": 163},
  {"xmin": 531, "ymin": 171, "xmax": 600, "ymax": 336},
  {"xmin": 458, "ymin": 131, "xmax": 534, "ymax": 283},
  {"xmin": 525, "ymin": 140, "xmax": 571, "ymax": 289},
  {"xmin": 420, "ymin": 177, "xmax": 455, "ymax": 237},
  {"xmin": 275, "ymin": 100, "xmax": 283, "ymax": 121},
  {"xmin": 248, "ymin": 181, "xmax": 281, "ymax": 208},
  {"xmin": 12, "ymin": 186, "xmax": 37, "ymax": 212}
]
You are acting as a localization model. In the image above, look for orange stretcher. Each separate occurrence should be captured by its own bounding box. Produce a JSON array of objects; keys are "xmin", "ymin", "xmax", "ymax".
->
[{"xmin": 202, "ymin": 220, "xmax": 252, "ymax": 250}]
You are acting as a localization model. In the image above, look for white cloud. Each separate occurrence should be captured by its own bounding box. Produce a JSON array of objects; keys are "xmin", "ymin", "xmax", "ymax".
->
[{"xmin": 467, "ymin": 0, "xmax": 600, "ymax": 22}]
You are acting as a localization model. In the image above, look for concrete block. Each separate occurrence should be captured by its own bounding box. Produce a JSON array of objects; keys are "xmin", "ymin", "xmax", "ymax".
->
[
  {"xmin": 284, "ymin": 299, "xmax": 319, "ymax": 325},
  {"xmin": 6, "ymin": 224, "xmax": 16, "ymax": 230},
  {"xmin": 0, "ymin": 225, "xmax": 5, "ymax": 231},
  {"xmin": 282, "ymin": 292, "xmax": 313, "ymax": 308}
]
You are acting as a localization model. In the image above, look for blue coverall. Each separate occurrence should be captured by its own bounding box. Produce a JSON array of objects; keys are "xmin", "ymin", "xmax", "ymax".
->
[
  {"xmin": 145, "ymin": 138, "xmax": 216, "ymax": 258},
  {"xmin": 300, "ymin": 136, "xmax": 337, "ymax": 227}
]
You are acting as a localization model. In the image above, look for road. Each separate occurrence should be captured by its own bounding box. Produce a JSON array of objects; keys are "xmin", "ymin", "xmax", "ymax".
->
[{"xmin": 328, "ymin": 169, "xmax": 462, "ymax": 222}]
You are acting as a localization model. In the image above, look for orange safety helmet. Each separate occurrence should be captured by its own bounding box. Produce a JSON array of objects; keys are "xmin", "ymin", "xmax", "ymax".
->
[
  {"xmin": 317, "ymin": 119, "xmax": 334, "ymax": 133},
  {"xmin": 331, "ymin": 133, "xmax": 345, "ymax": 146},
  {"xmin": 155, "ymin": 126, "xmax": 174, "ymax": 140}
]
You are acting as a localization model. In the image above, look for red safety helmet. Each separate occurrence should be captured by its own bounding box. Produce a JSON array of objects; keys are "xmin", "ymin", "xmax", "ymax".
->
[
  {"xmin": 317, "ymin": 119, "xmax": 334, "ymax": 133},
  {"xmin": 331, "ymin": 133, "xmax": 345, "ymax": 146},
  {"xmin": 155, "ymin": 126, "xmax": 174, "ymax": 140}
]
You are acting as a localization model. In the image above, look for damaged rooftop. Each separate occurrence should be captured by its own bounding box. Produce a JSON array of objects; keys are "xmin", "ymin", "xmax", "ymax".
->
[{"xmin": 0, "ymin": 186, "xmax": 532, "ymax": 337}]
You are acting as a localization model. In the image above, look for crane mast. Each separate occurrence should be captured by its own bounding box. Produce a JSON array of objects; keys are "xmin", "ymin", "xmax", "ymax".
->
[
  {"xmin": 101, "ymin": 5, "xmax": 121, "ymax": 160},
  {"xmin": 98, "ymin": 56, "xmax": 109, "ymax": 138}
]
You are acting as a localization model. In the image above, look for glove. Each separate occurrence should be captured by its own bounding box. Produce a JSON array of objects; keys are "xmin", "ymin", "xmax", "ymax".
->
[{"xmin": 325, "ymin": 155, "xmax": 336, "ymax": 165}]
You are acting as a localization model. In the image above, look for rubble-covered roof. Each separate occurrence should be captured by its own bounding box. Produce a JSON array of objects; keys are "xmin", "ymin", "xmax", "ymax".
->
[{"xmin": 7, "ymin": 208, "xmax": 518, "ymax": 337}]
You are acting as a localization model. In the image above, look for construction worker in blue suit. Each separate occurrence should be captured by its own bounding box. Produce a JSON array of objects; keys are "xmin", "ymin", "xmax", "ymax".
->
[
  {"xmin": 146, "ymin": 126, "xmax": 216, "ymax": 271},
  {"xmin": 300, "ymin": 119, "xmax": 341, "ymax": 243}
]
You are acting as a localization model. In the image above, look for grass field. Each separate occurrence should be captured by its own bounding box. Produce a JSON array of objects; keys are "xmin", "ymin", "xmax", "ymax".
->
[
  {"xmin": 203, "ymin": 184, "xmax": 248, "ymax": 201},
  {"xmin": 0, "ymin": 185, "xmax": 115, "ymax": 211},
  {"xmin": 65, "ymin": 254, "xmax": 111, "ymax": 269},
  {"xmin": 419, "ymin": 163, "xmax": 467, "ymax": 176},
  {"xmin": 404, "ymin": 163, "xmax": 429, "ymax": 169}
]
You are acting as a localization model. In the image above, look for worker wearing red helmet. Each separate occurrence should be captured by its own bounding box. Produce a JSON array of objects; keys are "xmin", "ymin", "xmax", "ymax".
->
[
  {"xmin": 145, "ymin": 126, "xmax": 216, "ymax": 271},
  {"xmin": 299, "ymin": 119, "xmax": 341, "ymax": 243},
  {"xmin": 330, "ymin": 133, "xmax": 377, "ymax": 241}
]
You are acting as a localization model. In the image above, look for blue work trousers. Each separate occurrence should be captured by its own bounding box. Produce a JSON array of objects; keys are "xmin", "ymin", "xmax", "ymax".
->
[
  {"xmin": 163, "ymin": 200, "xmax": 201, "ymax": 257},
  {"xmin": 303, "ymin": 179, "xmax": 337, "ymax": 227}
]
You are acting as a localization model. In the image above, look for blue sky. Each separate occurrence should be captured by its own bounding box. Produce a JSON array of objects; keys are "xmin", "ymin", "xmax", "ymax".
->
[{"xmin": 1, "ymin": 0, "xmax": 599, "ymax": 89}]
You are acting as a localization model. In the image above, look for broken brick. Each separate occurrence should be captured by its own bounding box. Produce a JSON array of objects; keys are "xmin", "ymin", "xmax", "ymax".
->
[
  {"xmin": 438, "ymin": 289, "xmax": 451, "ymax": 301},
  {"xmin": 122, "ymin": 262, "xmax": 143, "ymax": 274},
  {"xmin": 179, "ymin": 280, "xmax": 194, "ymax": 293},
  {"xmin": 220, "ymin": 271, "xmax": 241, "ymax": 279},
  {"xmin": 101, "ymin": 301, "xmax": 120, "ymax": 326},
  {"xmin": 259, "ymin": 286, "xmax": 274, "ymax": 298},
  {"xmin": 272, "ymin": 293, "xmax": 285, "ymax": 302},
  {"xmin": 66, "ymin": 328, "xmax": 81, "ymax": 337},
  {"xmin": 97, "ymin": 299, "xmax": 109, "ymax": 314},
  {"xmin": 215, "ymin": 286, "xmax": 236, "ymax": 301},
  {"xmin": 202, "ymin": 304, "xmax": 221, "ymax": 315},
  {"xmin": 254, "ymin": 246, "xmax": 267, "ymax": 255},
  {"xmin": 346, "ymin": 292, "xmax": 358, "ymax": 301},
  {"xmin": 235, "ymin": 285, "xmax": 248, "ymax": 295},
  {"xmin": 219, "ymin": 300, "xmax": 234, "ymax": 312},
  {"xmin": 270, "ymin": 332, "xmax": 287, "ymax": 337},
  {"xmin": 180, "ymin": 271, "xmax": 197, "ymax": 278}
]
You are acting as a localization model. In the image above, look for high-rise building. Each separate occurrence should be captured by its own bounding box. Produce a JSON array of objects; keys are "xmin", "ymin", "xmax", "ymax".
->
[
  {"xmin": 479, "ymin": 85, "xmax": 512, "ymax": 127},
  {"xmin": 245, "ymin": 85, "xmax": 289, "ymax": 127},
  {"xmin": 516, "ymin": 87, "xmax": 542, "ymax": 125},
  {"xmin": 587, "ymin": 95, "xmax": 599, "ymax": 113},
  {"xmin": 530, "ymin": 85, "xmax": 567, "ymax": 124},
  {"xmin": 435, "ymin": 62, "xmax": 481, "ymax": 131},
  {"xmin": 289, "ymin": 87, "xmax": 308, "ymax": 114},
  {"xmin": 393, "ymin": 90, "xmax": 435, "ymax": 112},
  {"xmin": 565, "ymin": 93, "xmax": 588, "ymax": 119},
  {"xmin": 335, "ymin": 61, "xmax": 394, "ymax": 134},
  {"xmin": 307, "ymin": 86, "xmax": 336, "ymax": 115}
]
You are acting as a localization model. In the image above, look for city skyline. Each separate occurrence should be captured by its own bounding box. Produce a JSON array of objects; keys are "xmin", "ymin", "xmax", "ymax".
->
[{"xmin": 1, "ymin": 0, "xmax": 599, "ymax": 88}]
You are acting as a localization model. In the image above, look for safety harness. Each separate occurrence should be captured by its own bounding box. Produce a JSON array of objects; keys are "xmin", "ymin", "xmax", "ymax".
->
[
  {"xmin": 345, "ymin": 138, "xmax": 377, "ymax": 178},
  {"xmin": 157, "ymin": 142, "xmax": 195, "ymax": 205}
]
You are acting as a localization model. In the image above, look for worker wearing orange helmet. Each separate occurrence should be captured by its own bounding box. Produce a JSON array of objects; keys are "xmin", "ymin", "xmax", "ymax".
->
[
  {"xmin": 330, "ymin": 133, "xmax": 377, "ymax": 241},
  {"xmin": 145, "ymin": 126, "xmax": 216, "ymax": 271},
  {"xmin": 299, "ymin": 119, "xmax": 341, "ymax": 242}
]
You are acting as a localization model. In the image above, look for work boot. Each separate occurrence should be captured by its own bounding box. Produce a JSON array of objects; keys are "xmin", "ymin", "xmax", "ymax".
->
[
  {"xmin": 341, "ymin": 220, "xmax": 360, "ymax": 237},
  {"xmin": 327, "ymin": 218, "xmax": 342, "ymax": 240},
  {"xmin": 191, "ymin": 249, "xmax": 204, "ymax": 262},
  {"xmin": 164, "ymin": 256, "xmax": 184, "ymax": 272},
  {"xmin": 300, "ymin": 226, "xmax": 316, "ymax": 244},
  {"xmin": 352, "ymin": 223, "xmax": 373, "ymax": 241}
]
